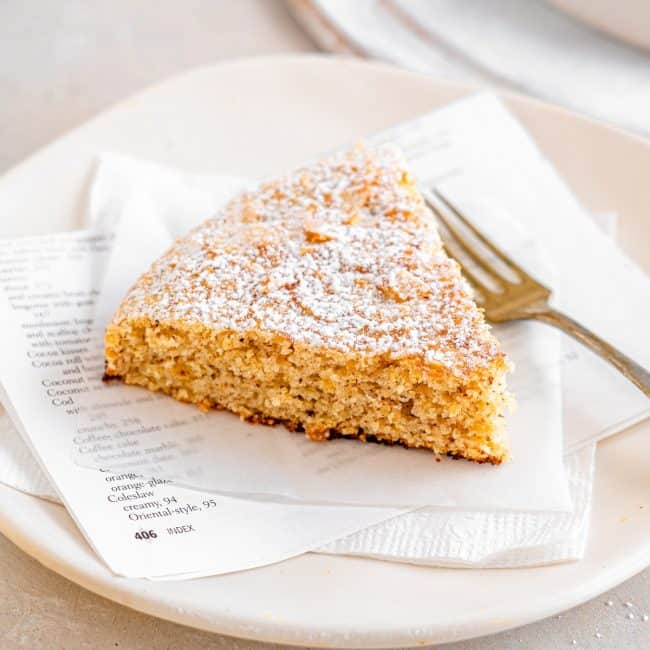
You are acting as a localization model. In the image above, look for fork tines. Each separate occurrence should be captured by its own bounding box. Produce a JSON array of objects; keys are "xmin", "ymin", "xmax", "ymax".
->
[{"xmin": 424, "ymin": 188, "xmax": 551, "ymax": 320}]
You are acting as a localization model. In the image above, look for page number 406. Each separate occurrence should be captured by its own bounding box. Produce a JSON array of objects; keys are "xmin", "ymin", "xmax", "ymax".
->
[{"xmin": 135, "ymin": 530, "xmax": 158, "ymax": 541}]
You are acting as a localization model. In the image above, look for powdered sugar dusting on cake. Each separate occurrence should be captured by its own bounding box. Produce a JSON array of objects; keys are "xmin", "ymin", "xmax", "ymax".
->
[{"xmin": 113, "ymin": 144, "xmax": 503, "ymax": 376}]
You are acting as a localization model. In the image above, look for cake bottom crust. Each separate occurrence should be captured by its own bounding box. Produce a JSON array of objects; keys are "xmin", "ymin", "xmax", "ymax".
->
[{"xmin": 103, "ymin": 371, "xmax": 507, "ymax": 466}]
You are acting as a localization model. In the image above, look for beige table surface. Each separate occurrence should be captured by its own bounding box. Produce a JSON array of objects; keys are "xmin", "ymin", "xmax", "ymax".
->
[{"xmin": 0, "ymin": 2, "xmax": 648, "ymax": 648}]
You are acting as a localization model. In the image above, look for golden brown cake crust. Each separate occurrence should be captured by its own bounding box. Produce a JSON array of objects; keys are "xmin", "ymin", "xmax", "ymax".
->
[
  {"xmin": 238, "ymin": 411, "xmax": 504, "ymax": 465},
  {"xmin": 105, "ymin": 144, "xmax": 511, "ymax": 463}
]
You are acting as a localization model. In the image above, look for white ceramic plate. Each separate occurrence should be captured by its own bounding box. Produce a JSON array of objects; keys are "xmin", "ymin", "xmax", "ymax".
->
[{"xmin": 0, "ymin": 55, "xmax": 648, "ymax": 648}]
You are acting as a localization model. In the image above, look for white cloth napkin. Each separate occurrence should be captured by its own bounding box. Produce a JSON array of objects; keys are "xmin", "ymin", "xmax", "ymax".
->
[{"xmin": 290, "ymin": 0, "xmax": 650, "ymax": 136}]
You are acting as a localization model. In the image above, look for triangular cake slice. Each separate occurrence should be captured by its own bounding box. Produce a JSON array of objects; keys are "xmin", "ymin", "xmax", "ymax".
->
[{"xmin": 105, "ymin": 145, "xmax": 511, "ymax": 463}]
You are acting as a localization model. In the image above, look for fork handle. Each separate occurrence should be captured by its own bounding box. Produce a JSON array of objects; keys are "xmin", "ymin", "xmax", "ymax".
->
[{"xmin": 523, "ymin": 307, "xmax": 650, "ymax": 398}]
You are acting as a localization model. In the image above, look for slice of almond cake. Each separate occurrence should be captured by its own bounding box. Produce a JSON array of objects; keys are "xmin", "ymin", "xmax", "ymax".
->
[{"xmin": 104, "ymin": 144, "xmax": 511, "ymax": 463}]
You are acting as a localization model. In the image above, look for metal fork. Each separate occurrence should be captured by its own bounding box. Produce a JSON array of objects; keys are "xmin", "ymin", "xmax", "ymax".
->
[{"xmin": 425, "ymin": 189, "xmax": 650, "ymax": 397}]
